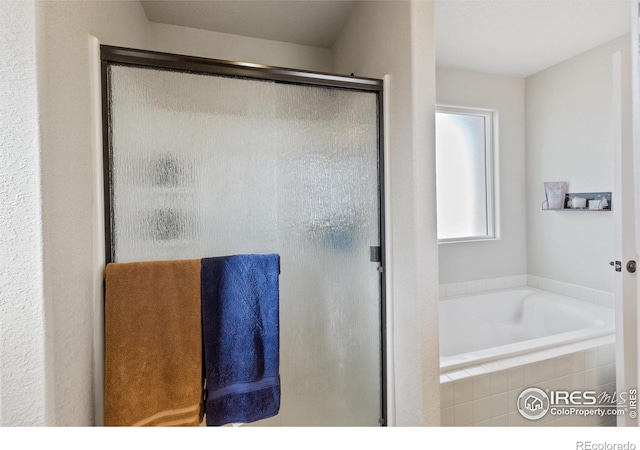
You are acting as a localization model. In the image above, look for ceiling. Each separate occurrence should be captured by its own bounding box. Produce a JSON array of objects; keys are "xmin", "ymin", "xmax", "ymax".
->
[
  {"xmin": 435, "ymin": 0, "xmax": 631, "ymax": 77},
  {"xmin": 141, "ymin": 0, "xmax": 632, "ymax": 78}
]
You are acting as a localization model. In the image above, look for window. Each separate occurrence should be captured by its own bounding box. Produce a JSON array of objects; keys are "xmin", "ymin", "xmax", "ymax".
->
[{"xmin": 435, "ymin": 106, "xmax": 496, "ymax": 243}]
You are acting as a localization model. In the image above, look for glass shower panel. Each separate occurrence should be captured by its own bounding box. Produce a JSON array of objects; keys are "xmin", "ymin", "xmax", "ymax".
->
[{"xmin": 108, "ymin": 65, "xmax": 381, "ymax": 426}]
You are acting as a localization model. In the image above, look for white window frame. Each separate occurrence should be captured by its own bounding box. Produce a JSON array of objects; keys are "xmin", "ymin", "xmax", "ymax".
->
[{"xmin": 435, "ymin": 105, "xmax": 498, "ymax": 244}]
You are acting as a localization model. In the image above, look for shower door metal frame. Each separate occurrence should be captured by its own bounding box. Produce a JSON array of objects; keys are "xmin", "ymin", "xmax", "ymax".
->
[{"xmin": 100, "ymin": 45, "xmax": 387, "ymax": 426}]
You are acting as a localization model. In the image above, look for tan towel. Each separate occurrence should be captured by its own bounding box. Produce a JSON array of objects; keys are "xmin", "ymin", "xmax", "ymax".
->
[{"xmin": 104, "ymin": 259, "xmax": 204, "ymax": 426}]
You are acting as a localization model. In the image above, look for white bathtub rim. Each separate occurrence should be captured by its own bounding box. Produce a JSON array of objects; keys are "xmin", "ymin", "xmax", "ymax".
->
[
  {"xmin": 440, "ymin": 332, "xmax": 615, "ymax": 381},
  {"xmin": 440, "ymin": 322, "xmax": 614, "ymax": 372}
]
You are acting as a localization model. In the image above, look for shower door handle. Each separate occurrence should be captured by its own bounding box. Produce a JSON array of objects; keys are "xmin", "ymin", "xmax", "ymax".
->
[{"xmin": 370, "ymin": 246, "xmax": 384, "ymax": 273}]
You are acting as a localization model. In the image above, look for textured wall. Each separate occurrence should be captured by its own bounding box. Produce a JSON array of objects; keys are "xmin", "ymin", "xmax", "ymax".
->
[
  {"xmin": 37, "ymin": 0, "xmax": 150, "ymax": 425},
  {"xmin": 0, "ymin": 0, "xmax": 50, "ymax": 426}
]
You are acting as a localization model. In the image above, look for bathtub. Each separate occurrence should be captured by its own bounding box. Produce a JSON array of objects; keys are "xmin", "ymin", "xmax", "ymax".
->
[{"xmin": 439, "ymin": 287, "xmax": 615, "ymax": 373}]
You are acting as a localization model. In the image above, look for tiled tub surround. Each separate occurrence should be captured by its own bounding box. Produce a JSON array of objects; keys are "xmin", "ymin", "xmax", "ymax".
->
[
  {"xmin": 438, "ymin": 276, "xmax": 616, "ymax": 426},
  {"xmin": 440, "ymin": 344, "xmax": 617, "ymax": 426}
]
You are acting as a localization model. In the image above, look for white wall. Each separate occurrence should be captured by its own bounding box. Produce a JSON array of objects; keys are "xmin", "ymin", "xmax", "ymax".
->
[
  {"xmin": 333, "ymin": 0, "xmax": 440, "ymax": 426},
  {"xmin": 0, "ymin": 0, "xmax": 52, "ymax": 426},
  {"xmin": 526, "ymin": 34, "xmax": 630, "ymax": 294},
  {"xmin": 436, "ymin": 67, "xmax": 527, "ymax": 284},
  {"xmin": 148, "ymin": 22, "xmax": 333, "ymax": 73},
  {"xmin": 37, "ymin": 0, "xmax": 151, "ymax": 426}
]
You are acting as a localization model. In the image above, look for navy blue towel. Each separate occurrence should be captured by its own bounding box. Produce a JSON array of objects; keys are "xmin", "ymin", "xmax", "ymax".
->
[{"xmin": 201, "ymin": 254, "xmax": 280, "ymax": 426}]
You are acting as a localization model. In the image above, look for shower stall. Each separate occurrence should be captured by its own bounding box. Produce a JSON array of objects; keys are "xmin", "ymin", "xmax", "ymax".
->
[{"xmin": 101, "ymin": 46, "xmax": 386, "ymax": 426}]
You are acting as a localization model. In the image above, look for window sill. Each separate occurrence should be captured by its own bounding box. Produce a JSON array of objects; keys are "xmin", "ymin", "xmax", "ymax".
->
[{"xmin": 437, "ymin": 236, "xmax": 498, "ymax": 245}]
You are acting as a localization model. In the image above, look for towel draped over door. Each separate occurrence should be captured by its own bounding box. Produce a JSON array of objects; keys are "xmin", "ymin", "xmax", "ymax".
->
[
  {"xmin": 201, "ymin": 254, "xmax": 281, "ymax": 426},
  {"xmin": 104, "ymin": 259, "xmax": 204, "ymax": 426}
]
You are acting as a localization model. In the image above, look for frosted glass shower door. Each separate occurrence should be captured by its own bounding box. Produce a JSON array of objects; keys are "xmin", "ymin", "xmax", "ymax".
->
[{"xmin": 105, "ymin": 60, "xmax": 383, "ymax": 426}]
